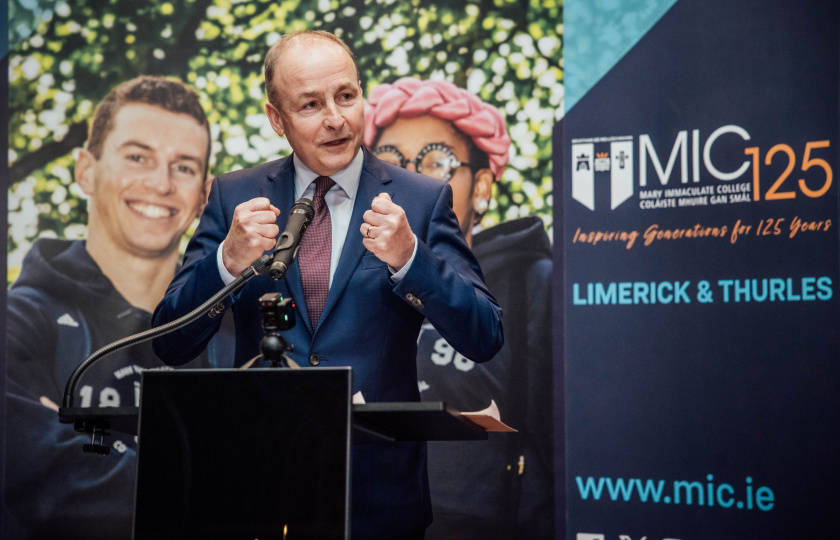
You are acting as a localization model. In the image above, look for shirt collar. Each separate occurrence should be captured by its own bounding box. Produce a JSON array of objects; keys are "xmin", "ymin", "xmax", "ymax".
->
[{"xmin": 293, "ymin": 149, "xmax": 364, "ymax": 200}]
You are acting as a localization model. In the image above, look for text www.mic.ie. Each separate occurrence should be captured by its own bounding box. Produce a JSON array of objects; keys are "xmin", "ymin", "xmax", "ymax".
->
[{"xmin": 574, "ymin": 475, "xmax": 774, "ymax": 511}]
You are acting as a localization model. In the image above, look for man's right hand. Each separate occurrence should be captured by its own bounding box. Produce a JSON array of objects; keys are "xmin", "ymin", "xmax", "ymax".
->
[{"xmin": 222, "ymin": 197, "xmax": 281, "ymax": 277}]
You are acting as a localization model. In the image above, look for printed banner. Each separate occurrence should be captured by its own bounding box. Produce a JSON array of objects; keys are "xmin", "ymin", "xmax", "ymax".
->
[
  {"xmin": 4, "ymin": 0, "xmax": 561, "ymax": 538},
  {"xmin": 560, "ymin": 0, "xmax": 839, "ymax": 538}
]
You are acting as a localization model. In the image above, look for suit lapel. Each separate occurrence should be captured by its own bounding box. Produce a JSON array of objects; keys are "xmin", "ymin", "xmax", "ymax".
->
[{"xmin": 317, "ymin": 154, "xmax": 392, "ymax": 330}]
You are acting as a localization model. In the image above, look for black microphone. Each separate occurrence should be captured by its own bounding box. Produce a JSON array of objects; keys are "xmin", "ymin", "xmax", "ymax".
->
[{"xmin": 269, "ymin": 198, "xmax": 315, "ymax": 281}]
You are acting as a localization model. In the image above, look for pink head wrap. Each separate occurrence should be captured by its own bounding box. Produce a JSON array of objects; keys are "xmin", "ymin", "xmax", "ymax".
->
[{"xmin": 364, "ymin": 77, "xmax": 511, "ymax": 179}]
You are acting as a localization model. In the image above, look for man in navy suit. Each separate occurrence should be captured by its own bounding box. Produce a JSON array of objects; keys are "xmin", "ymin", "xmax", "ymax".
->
[{"xmin": 152, "ymin": 30, "xmax": 503, "ymax": 539}]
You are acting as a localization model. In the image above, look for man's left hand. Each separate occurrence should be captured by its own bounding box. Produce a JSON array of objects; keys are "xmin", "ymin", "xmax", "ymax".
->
[{"xmin": 361, "ymin": 193, "xmax": 415, "ymax": 271}]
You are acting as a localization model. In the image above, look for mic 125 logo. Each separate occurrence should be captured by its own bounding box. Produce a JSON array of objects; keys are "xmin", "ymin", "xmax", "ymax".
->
[{"xmin": 571, "ymin": 125, "xmax": 833, "ymax": 211}]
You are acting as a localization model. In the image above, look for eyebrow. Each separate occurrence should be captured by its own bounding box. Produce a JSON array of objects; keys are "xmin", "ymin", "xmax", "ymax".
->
[
  {"xmin": 295, "ymin": 91, "xmax": 320, "ymax": 101},
  {"xmin": 295, "ymin": 82, "xmax": 358, "ymax": 100},
  {"xmin": 118, "ymin": 140, "xmax": 205, "ymax": 168},
  {"xmin": 335, "ymin": 83, "xmax": 359, "ymax": 95},
  {"xmin": 118, "ymin": 140, "xmax": 154, "ymax": 152}
]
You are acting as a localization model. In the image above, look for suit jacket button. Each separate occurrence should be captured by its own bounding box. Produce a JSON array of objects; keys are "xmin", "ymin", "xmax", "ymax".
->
[
  {"xmin": 309, "ymin": 353, "xmax": 321, "ymax": 366},
  {"xmin": 404, "ymin": 292, "xmax": 424, "ymax": 310}
]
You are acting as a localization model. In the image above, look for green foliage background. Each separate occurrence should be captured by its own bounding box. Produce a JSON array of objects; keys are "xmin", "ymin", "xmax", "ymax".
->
[{"xmin": 7, "ymin": 0, "xmax": 563, "ymax": 284}]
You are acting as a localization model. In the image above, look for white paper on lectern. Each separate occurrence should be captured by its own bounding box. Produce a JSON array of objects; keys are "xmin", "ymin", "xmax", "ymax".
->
[{"xmin": 461, "ymin": 399, "xmax": 517, "ymax": 432}]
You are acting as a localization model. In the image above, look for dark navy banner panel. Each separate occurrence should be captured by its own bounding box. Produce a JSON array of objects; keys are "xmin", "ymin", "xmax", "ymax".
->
[{"xmin": 558, "ymin": 1, "xmax": 839, "ymax": 539}]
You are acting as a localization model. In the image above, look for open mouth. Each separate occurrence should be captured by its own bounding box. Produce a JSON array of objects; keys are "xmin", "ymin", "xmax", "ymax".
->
[
  {"xmin": 323, "ymin": 138, "xmax": 349, "ymax": 147},
  {"xmin": 126, "ymin": 200, "xmax": 177, "ymax": 219}
]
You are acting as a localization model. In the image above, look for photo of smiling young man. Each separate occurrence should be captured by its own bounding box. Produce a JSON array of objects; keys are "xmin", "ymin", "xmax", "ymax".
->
[{"xmin": 4, "ymin": 76, "xmax": 226, "ymax": 540}]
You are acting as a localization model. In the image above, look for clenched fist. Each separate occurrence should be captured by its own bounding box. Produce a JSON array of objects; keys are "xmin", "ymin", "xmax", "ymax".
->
[
  {"xmin": 361, "ymin": 193, "xmax": 415, "ymax": 271},
  {"xmin": 222, "ymin": 197, "xmax": 281, "ymax": 276}
]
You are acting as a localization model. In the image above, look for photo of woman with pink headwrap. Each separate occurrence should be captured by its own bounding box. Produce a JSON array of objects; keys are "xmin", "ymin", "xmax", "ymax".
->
[{"xmin": 365, "ymin": 78, "xmax": 554, "ymax": 539}]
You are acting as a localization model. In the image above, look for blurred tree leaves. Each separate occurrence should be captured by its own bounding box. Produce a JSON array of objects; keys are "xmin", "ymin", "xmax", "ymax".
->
[{"xmin": 8, "ymin": 0, "xmax": 563, "ymax": 283}]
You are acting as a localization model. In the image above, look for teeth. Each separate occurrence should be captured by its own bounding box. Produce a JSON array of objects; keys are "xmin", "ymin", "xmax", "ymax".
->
[{"xmin": 127, "ymin": 201, "xmax": 175, "ymax": 218}]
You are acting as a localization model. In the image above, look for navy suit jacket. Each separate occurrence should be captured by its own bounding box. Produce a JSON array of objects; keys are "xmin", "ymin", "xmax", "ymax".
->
[{"xmin": 152, "ymin": 149, "xmax": 503, "ymax": 538}]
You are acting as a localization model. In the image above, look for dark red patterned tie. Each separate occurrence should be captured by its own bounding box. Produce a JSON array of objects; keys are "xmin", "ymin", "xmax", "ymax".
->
[{"xmin": 298, "ymin": 176, "xmax": 335, "ymax": 329}]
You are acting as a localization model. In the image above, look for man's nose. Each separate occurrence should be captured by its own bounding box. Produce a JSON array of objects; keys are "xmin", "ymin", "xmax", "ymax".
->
[
  {"xmin": 142, "ymin": 163, "xmax": 176, "ymax": 195},
  {"xmin": 322, "ymin": 102, "xmax": 346, "ymax": 129}
]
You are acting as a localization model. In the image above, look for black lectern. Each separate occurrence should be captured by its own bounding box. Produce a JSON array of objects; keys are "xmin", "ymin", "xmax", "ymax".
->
[
  {"xmin": 128, "ymin": 368, "xmax": 487, "ymax": 540},
  {"xmin": 133, "ymin": 368, "xmax": 353, "ymax": 540}
]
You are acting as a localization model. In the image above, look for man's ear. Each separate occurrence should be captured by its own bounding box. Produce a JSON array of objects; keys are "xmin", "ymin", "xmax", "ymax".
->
[
  {"xmin": 74, "ymin": 149, "xmax": 97, "ymax": 195},
  {"xmin": 200, "ymin": 175, "xmax": 214, "ymax": 214},
  {"xmin": 265, "ymin": 102, "xmax": 286, "ymax": 137}
]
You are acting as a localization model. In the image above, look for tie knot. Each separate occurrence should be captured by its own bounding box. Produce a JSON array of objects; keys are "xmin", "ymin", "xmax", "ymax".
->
[{"xmin": 314, "ymin": 176, "xmax": 335, "ymax": 199}]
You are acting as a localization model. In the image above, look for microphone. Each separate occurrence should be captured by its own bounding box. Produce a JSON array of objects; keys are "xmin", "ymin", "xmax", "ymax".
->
[{"xmin": 269, "ymin": 198, "xmax": 315, "ymax": 281}]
